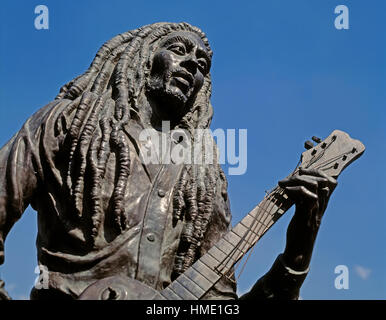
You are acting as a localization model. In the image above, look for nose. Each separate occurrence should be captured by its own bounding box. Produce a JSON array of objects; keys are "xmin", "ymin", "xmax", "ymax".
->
[{"xmin": 180, "ymin": 53, "xmax": 199, "ymax": 75}]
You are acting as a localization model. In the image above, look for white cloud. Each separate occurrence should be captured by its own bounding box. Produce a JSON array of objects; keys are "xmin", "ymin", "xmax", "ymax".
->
[{"xmin": 354, "ymin": 265, "xmax": 371, "ymax": 280}]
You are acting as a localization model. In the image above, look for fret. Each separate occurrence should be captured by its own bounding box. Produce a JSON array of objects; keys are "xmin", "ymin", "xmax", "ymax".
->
[
  {"xmin": 201, "ymin": 249, "xmax": 233, "ymax": 273},
  {"xmin": 192, "ymin": 260, "xmax": 221, "ymax": 284},
  {"xmin": 268, "ymin": 192, "xmax": 292, "ymax": 220},
  {"xmin": 176, "ymin": 274, "xmax": 205, "ymax": 298},
  {"xmin": 223, "ymin": 230, "xmax": 253, "ymax": 258},
  {"xmin": 239, "ymin": 221, "xmax": 263, "ymax": 240},
  {"xmin": 265, "ymin": 212, "xmax": 281, "ymax": 230},
  {"xmin": 263, "ymin": 195, "xmax": 282, "ymax": 218},
  {"xmin": 206, "ymin": 242, "xmax": 241, "ymax": 275},
  {"xmin": 170, "ymin": 279, "xmax": 199, "ymax": 300},
  {"xmin": 223, "ymin": 235, "xmax": 247, "ymax": 254},
  {"xmin": 183, "ymin": 267, "xmax": 213, "ymax": 291},
  {"xmin": 254, "ymin": 198, "xmax": 276, "ymax": 215},
  {"xmin": 223, "ymin": 230, "xmax": 242, "ymax": 244},
  {"xmin": 160, "ymin": 287, "xmax": 183, "ymax": 300},
  {"xmin": 200, "ymin": 251, "xmax": 221, "ymax": 269},
  {"xmin": 263, "ymin": 211, "xmax": 275, "ymax": 225},
  {"xmin": 232, "ymin": 223, "xmax": 259, "ymax": 240},
  {"xmin": 212, "ymin": 239, "xmax": 244, "ymax": 274},
  {"xmin": 207, "ymin": 244, "xmax": 228, "ymax": 262},
  {"xmin": 216, "ymin": 237, "xmax": 245, "ymax": 257},
  {"xmin": 272, "ymin": 208, "xmax": 286, "ymax": 222},
  {"xmin": 241, "ymin": 214, "xmax": 266, "ymax": 234},
  {"xmin": 225, "ymin": 229, "xmax": 254, "ymax": 247},
  {"xmin": 234, "ymin": 223, "xmax": 260, "ymax": 252}
]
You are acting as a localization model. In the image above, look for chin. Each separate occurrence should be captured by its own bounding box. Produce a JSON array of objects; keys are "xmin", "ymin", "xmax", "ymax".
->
[
  {"xmin": 147, "ymin": 82, "xmax": 194, "ymax": 122},
  {"xmin": 167, "ymin": 86, "xmax": 188, "ymax": 105},
  {"xmin": 161, "ymin": 85, "xmax": 191, "ymax": 115}
]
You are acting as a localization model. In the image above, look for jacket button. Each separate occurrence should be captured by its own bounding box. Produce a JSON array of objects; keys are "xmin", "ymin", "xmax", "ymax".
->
[{"xmin": 147, "ymin": 233, "xmax": 155, "ymax": 242}]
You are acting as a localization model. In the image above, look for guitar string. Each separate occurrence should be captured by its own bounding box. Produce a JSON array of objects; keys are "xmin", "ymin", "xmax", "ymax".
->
[
  {"xmin": 218, "ymin": 147, "xmax": 356, "ymax": 286},
  {"xmin": 213, "ymin": 195, "xmax": 272, "ymax": 274},
  {"xmin": 304, "ymin": 139, "xmax": 355, "ymax": 171},
  {"xmin": 232, "ymin": 189, "xmax": 283, "ymax": 280},
  {"xmin": 226, "ymin": 151, "xmax": 351, "ymax": 281},
  {"xmin": 233, "ymin": 154, "xmax": 317, "ymax": 266},
  {"xmin": 219, "ymin": 174, "xmax": 302, "ymax": 279},
  {"xmin": 215, "ymin": 188, "xmax": 281, "ymax": 278},
  {"xmin": 233, "ymin": 193, "xmax": 277, "ymax": 268},
  {"xmin": 236, "ymin": 186, "xmax": 288, "ymax": 278},
  {"xmin": 214, "ymin": 193, "xmax": 274, "ymax": 276},
  {"xmin": 234, "ymin": 137, "xmax": 354, "ymax": 260},
  {"xmin": 303, "ymin": 138, "xmax": 336, "ymax": 169},
  {"xmin": 212, "ymin": 145, "xmax": 348, "ymax": 278},
  {"xmin": 224, "ymin": 189, "xmax": 284, "ymax": 281},
  {"xmin": 214, "ymin": 192, "xmax": 301, "ymax": 279},
  {"xmin": 214, "ymin": 160, "xmax": 301, "ymax": 277},
  {"xmin": 229, "ymin": 149, "xmax": 349, "ymax": 277},
  {"xmin": 312, "ymin": 151, "xmax": 352, "ymax": 171},
  {"xmin": 218, "ymin": 158, "xmax": 329, "ymax": 276}
]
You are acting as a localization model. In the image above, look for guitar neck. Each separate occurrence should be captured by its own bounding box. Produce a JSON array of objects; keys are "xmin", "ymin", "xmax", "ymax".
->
[{"xmin": 161, "ymin": 187, "xmax": 293, "ymax": 300}]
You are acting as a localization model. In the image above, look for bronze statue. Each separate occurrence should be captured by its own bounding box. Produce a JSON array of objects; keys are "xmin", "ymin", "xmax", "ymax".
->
[{"xmin": 0, "ymin": 22, "xmax": 364, "ymax": 300}]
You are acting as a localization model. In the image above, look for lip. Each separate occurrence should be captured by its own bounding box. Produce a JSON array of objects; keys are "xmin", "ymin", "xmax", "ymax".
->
[
  {"xmin": 174, "ymin": 76, "xmax": 190, "ymax": 89},
  {"xmin": 172, "ymin": 70, "xmax": 194, "ymax": 88}
]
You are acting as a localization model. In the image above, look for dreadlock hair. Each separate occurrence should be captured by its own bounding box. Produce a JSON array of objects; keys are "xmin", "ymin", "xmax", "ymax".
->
[{"xmin": 53, "ymin": 22, "xmax": 227, "ymax": 277}]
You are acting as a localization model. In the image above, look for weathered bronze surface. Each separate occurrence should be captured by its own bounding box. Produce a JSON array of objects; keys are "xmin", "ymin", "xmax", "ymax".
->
[{"xmin": 0, "ymin": 22, "xmax": 362, "ymax": 300}]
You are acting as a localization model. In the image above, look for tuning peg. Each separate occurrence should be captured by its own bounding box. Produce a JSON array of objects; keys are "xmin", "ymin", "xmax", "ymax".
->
[
  {"xmin": 312, "ymin": 136, "xmax": 322, "ymax": 143},
  {"xmin": 304, "ymin": 140, "xmax": 314, "ymax": 150}
]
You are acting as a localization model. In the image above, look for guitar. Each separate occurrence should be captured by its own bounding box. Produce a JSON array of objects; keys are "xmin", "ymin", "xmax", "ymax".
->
[{"xmin": 79, "ymin": 129, "xmax": 365, "ymax": 300}]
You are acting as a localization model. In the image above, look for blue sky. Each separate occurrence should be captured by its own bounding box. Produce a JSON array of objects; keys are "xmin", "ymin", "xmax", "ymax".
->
[{"xmin": 0, "ymin": 0, "xmax": 385, "ymax": 299}]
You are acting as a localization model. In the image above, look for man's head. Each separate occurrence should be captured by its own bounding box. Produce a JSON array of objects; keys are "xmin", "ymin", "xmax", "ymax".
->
[
  {"xmin": 146, "ymin": 31, "xmax": 212, "ymax": 121},
  {"xmin": 57, "ymin": 22, "xmax": 214, "ymax": 130}
]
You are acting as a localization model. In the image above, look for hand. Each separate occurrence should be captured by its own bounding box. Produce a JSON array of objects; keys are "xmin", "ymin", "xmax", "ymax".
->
[{"xmin": 278, "ymin": 167, "xmax": 337, "ymax": 270}]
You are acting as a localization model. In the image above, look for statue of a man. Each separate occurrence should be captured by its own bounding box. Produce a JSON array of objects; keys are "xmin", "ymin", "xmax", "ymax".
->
[{"xmin": 0, "ymin": 22, "xmax": 336, "ymax": 300}]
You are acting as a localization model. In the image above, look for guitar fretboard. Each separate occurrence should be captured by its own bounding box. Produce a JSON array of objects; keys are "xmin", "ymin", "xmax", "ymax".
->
[{"xmin": 161, "ymin": 187, "xmax": 293, "ymax": 300}]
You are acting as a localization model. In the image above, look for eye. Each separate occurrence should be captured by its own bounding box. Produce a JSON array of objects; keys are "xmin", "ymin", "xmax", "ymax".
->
[{"xmin": 168, "ymin": 43, "xmax": 186, "ymax": 55}]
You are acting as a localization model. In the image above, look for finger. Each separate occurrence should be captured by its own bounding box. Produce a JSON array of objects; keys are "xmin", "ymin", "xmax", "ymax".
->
[
  {"xmin": 285, "ymin": 185, "xmax": 318, "ymax": 203},
  {"xmin": 299, "ymin": 167, "xmax": 338, "ymax": 186},
  {"xmin": 279, "ymin": 175, "xmax": 321, "ymax": 194},
  {"xmin": 318, "ymin": 186, "xmax": 330, "ymax": 214},
  {"xmin": 279, "ymin": 175, "xmax": 329, "ymax": 188}
]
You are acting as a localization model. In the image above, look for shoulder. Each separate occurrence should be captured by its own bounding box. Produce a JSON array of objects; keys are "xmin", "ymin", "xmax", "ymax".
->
[{"xmin": 20, "ymin": 98, "xmax": 74, "ymax": 136}]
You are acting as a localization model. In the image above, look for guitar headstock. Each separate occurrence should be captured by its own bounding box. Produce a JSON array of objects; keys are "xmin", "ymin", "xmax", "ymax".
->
[{"xmin": 300, "ymin": 130, "xmax": 365, "ymax": 178}]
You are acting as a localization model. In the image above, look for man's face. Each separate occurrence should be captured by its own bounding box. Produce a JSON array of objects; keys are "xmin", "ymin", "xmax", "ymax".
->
[{"xmin": 147, "ymin": 31, "xmax": 211, "ymax": 119}]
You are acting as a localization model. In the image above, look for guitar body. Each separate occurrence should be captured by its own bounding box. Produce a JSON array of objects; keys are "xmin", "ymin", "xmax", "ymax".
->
[{"xmin": 79, "ymin": 275, "xmax": 165, "ymax": 300}]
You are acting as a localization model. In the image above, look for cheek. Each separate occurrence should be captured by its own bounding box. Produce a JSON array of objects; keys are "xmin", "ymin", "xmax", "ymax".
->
[{"xmin": 151, "ymin": 50, "xmax": 175, "ymax": 76}]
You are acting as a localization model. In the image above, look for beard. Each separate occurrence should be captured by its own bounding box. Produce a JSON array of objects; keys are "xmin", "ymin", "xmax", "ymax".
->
[{"xmin": 146, "ymin": 68, "xmax": 196, "ymax": 120}]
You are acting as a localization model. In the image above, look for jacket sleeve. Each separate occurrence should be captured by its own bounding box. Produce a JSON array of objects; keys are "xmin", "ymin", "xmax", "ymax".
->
[
  {"xmin": 0, "ymin": 108, "xmax": 46, "ymax": 266},
  {"xmin": 239, "ymin": 253, "xmax": 309, "ymax": 300}
]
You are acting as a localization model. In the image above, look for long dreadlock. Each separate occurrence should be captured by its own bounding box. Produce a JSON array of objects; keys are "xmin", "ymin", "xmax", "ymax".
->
[{"xmin": 53, "ymin": 22, "xmax": 228, "ymax": 277}]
